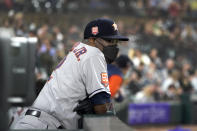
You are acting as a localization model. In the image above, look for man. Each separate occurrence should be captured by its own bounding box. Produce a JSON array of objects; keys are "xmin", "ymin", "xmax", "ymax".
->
[
  {"xmin": 13, "ymin": 18, "xmax": 129, "ymax": 129},
  {"xmin": 108, "ymin": 55, "xmax": 132, "ymax": 102}
]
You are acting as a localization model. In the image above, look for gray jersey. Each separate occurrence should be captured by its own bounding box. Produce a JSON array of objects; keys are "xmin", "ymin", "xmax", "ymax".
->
[{"xmin": 32, "ymin": 42, "xmax": 110, "ymax": 129}]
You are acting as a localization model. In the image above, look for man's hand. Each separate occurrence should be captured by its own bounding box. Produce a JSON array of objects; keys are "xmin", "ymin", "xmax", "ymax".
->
[
  {"xmin": 73, "ymin": 97, "xmax": 94, "ymax": 115},
  {"xmin": 93, "ymin": 104, "xmax": 107, "ymax": 114}
]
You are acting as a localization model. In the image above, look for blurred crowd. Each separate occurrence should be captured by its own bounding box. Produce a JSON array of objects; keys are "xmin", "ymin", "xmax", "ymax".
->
[
  {"xmin": 1, "ymin": 0, "xmax": 197, "ymax": 17},
  {"xmin": 130, "ymin": 0, "xmax": 196, "ymax": 17},
  {"xmin": 125, "ymin": 48, "xmax": 197, "ymax": 103},
  {"xmin": 1, "ymin": 0, "xmax": 197, "ymax": 104}
]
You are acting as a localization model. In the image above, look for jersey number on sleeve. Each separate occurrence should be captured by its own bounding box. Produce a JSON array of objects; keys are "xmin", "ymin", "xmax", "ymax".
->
[{"xmin": 73, "ymin": 47, "xmax": 87, "ymax": 61}]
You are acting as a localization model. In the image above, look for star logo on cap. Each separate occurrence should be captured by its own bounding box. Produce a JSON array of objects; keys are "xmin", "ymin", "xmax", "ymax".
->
[
  {"xmin": 112, "ymin": 23, "xmax": 118, "ymax": 31},
  {"xmin": 92, "ymin": 26, "xmax": 99, "ymax": 35}
]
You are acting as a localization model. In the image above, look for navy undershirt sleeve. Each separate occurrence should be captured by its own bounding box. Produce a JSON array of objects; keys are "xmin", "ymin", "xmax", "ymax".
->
[{"xmin": 90, "ymin": 92, "xmax": 111, "ymax": 105}]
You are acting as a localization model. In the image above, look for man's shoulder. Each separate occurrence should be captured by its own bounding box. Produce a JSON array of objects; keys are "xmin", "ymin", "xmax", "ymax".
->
[
  {"xmin": 82, "ymin": 43, "xmax": 101, "ymax": 53},
  {"xmin": 81, "ymin": 42, "xmax": 104, "ymax": 60}
]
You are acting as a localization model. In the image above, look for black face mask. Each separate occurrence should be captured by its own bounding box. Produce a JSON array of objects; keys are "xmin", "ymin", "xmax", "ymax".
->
[{"xmin": 103, "ymin": 45, "xmax": 119, "ymax": 64}]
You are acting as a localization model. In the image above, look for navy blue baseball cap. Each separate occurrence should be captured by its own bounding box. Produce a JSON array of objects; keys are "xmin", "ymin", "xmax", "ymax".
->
[{"xmin": 84, "ymin": 18, "xmax": 129, "ymax": 41}]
